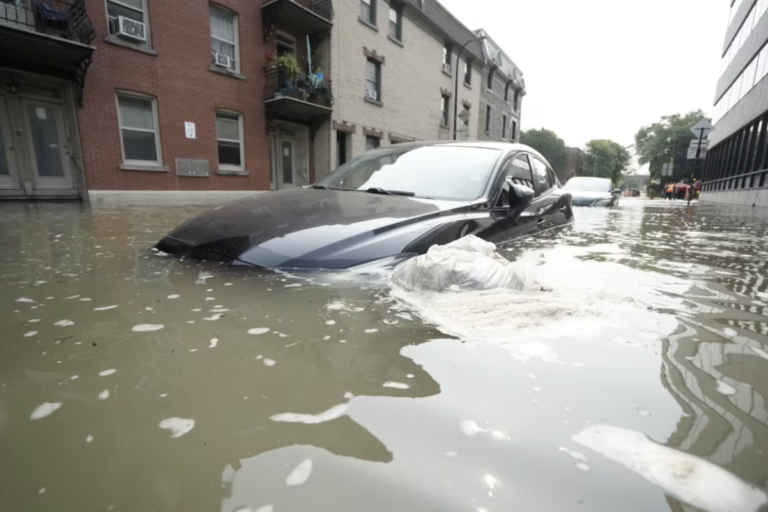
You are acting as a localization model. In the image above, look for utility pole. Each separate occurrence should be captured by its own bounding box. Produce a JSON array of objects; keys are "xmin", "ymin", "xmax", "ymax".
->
[{"xmin": 453, "ymin": 35, "xmax": 485, "ymax": 140}]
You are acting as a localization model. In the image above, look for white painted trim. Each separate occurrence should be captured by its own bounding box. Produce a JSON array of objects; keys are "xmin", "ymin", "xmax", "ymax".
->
[{"xmin": 88, "ymin": 190, "xmax": 267, "ymax": 206}]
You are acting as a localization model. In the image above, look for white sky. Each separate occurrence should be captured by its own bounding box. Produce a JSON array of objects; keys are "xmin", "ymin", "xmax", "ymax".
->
[{"xmin": 438, "ymin": 0, "xmax": 730, "ymax": 148}]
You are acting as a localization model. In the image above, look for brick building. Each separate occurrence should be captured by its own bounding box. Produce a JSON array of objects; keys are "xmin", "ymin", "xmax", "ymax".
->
[
  {"xmin": 1, "ymin": 0, "xmax": 522, "ymax": 202},
  {"xmin": 474, "ymin": 29, "xmax": 524, "ymax": 144}
]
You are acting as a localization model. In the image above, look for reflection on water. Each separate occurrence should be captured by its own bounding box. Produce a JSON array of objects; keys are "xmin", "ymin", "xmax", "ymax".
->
[{"xmin": 1, "ymin": 199, "xmax": 768, "ymax": 512}]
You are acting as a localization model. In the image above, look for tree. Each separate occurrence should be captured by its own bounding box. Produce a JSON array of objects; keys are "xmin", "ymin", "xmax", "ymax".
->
[
  {"xmin": 580, "ymin": 139, "xmax": 631, "ymax": 185},
  {"xmin": 520, "ymin": 128, "xmax": 568, "ymax": 175},
  {"xmin": 634, "ymin": 110, "xmax": 707, "ymax": 184}
]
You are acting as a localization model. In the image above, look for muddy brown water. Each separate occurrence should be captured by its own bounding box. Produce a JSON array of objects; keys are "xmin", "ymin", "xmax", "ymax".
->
[{"xmin": 1, "ymin": 199, "xmax": 768, "ymax": 512}]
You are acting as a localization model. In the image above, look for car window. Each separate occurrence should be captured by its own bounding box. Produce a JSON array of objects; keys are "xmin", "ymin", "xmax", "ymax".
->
[
  {"xmin": 547, "ymin": 168, "xmax": 559, "ymax": 187},
  {"xmin": 531, "ymin": 157, "xmax": 554, "ymax": 195},
  {"xmin": 495, "ymin": 154, "xmax": 534, "ymax": 208}
]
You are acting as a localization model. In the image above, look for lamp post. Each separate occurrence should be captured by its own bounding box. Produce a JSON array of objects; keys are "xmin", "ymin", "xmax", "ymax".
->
[{"xmin": 453, "ymin": 35, "xmax": 485, "ymax": 140}]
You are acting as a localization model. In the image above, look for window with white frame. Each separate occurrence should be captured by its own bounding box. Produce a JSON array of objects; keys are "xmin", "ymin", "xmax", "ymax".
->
[
  {"xmin": 389, "ymin": 4, "xmax": 402, "ymax": 41},
  {"xmin": 365, "ymin": 59, "xmax": 381, "ymax": 101},
  {"xmin": 216, "ymin": 111, "xmax": 244, "ymax": 169},
  {"xmin": 106, "ymin": 0, "xmax": 150, "ymax": 45},
  {"xmin": 442, "ymin": 44, "xmax": 451, "ymax": 72},
  {"xmin": 210, "ymin": 4, "xmax": 240, "ymax": 72},
  {"xmin": 116, "ymin": 92, "xmax": 161, "ymax": 164},
  {"xmin": 360, "ymin": 0, "xmax": 376, "ymax": 25}
]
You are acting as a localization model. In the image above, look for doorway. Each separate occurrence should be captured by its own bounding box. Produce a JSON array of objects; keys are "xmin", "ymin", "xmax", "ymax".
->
[
  {"xmin": 269, "ymin": 122, "xmax": 309, "ymax": 190},
  {"xmin": 23, "ymin": 100, "xmax": 72, "ymax": 189}
]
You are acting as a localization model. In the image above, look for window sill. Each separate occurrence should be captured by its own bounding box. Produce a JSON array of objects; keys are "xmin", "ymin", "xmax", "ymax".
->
[
  {"xmin": 442, "ymin": 68, "xmax": 453, "ymax": 78},
  {"xmin": 364, "ymin": 97, "xmax": 383, "ymax": 107},
  {"xmin": 387, "ymin": 35, "xmax": 404, "ymax": 47},
  {"xmin": 463, "ymin": 82, "xmax": 472, "ymax": 89},
  {"xmin": 439, "ymin": 122, "xmax": 449, "ymax": 130},
  {"xmin": 359, "ymin": 17, "xmax": 378, "ymax": 31},
  {"xmin": 216, "ymin": 168, "xmax": 250, "ymax": 176},
  {"xmin": 119, "ymin": 163, "xmax": 168, "ymax": 172},
  {"xmin": 209, "ymin": 65, "xmax": 246, "ymax": 80},
  {"xmin": 104, "ymin": 35, "xmax": 158, "ymax": 56}
]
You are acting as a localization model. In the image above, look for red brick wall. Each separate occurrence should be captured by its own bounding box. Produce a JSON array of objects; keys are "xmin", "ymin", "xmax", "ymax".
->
[{"xmin": 79, "ymin": 0, "xmax": 270, "ymax": 191}]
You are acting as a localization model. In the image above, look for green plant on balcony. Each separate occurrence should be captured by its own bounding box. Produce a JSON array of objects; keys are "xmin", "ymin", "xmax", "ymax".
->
[{"xmin": 277, "ymin": 54, "xmax": 301, "ymax": 81}]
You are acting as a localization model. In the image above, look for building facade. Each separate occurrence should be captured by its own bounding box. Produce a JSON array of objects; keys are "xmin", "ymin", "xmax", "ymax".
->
[
  {"xmin": 474, "ymin": 29, "xmax": 524, "ymax": 144},
  {"xmin": 703, "ymin": 0, "xmax": 768, "ymax": 207},
  {"xmin": 1, "ymin": 0, "xmax": 521, "ymax": 203}
]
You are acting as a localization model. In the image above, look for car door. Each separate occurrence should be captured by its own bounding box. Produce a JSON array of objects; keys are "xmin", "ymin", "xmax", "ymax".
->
[
  {"xmin": 529, "ymin": 156, "xmax": 563, "ymax": 231},
  {"xmin": 476, "ymin": 153, "xmax": 539, "ymax": 245}
]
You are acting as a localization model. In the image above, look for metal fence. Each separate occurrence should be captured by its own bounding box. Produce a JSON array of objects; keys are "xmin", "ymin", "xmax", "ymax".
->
[
  {"xmin": 264, "ymin": 66, "xmax": 333, "ymax": 108},
  {"xmin": 0, "ymin": 0, "xmax": 94, "ymax": 43},
  {"xmin": 262, "ymin": 0, "xmax": 333, "ymax": 21}
]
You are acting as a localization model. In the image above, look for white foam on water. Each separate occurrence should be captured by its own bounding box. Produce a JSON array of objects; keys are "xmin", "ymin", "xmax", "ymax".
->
[
  {"xmin": 285, "ymin": 283, "xmax": 302, "ymax": 288},
  {"xmin": 528, "ymin": 373, "xmax": 537, "ymax": 379},
  {"xmin": 158, "ymin": 417, "xmax": 195, "ymax": 438},
  {"xmin": 205, "ymin": 297, "xmax": 215, "ymax": 301},
  {"xmin": 751, "ymin": 346, "xmax": 768, "ymax": 360},
  {"xmin": 407, "ymin": 374, "xmax": 414, "ymax": 378},
  {"xmin": 573, "ymin": 425, "xmax": 768, "ymax": 512},
  {"xmin": 365, "ymin": 329, "xmax": 379, "ymax": 333},
  {"xmin": 79, "ymin": 298, "xmax": 91, "ymax": 302},
  {"xmin": 132, "ymin": 324, "xmax": 164, "ymax": 332},
  {"xmin": 192, "ymin": 308, "xmax": 202, "ymax": 312},
  {"xmin": 460, "ymin": 420, "xmax": 483, "ymax": 437},
  {"xmin": 286, "ymin": 459, "xmax": 313, "ymax": 486},
  {"xmin": 28, "ymin": 319, "xmax": 40, "ymax": 323},
  {"xmin": 717, "ymin": 381, "xmax": 737, "ymax": 395},
  {"xmin": 31, "ymin": 402, "xmax": 62, "ymax": 420},
  {"xmin": 263, "ymin": 359, "xmax": 276, "ymax": 367},
  {"xmin": 210, "ymin": 308, "xmax": 229, "ymax": 313},
  {"xmin": 248, "ymin": 328, "xmax": 270, "ymax": 335},
  {"xmin": 723, "ymin": 328, "xmax": 738, "ymax": 337},
  {"xmin": 16, "ymin": 297, "xmax": 35, "ymax": 303},
  {"xmin": 54, "ymin": 320, "xmax": 74, "ymax": 327},
  {"xmin": 86, "ymin": 434, "xmax": 94, "ymax": 443},
  {"xmin": 209, "ymin": 338, "xmax": 219, "ymax": 348},
  {"xmin": 224, "ymin": 283, "xmax": 233, "ymax": 286},
  {"xmin": 93, "ymin": 305, "xmax": 118, "ymax": 311},
  {"xmin": 323, "ymin": 335, "xmax": 330, "ymax": 340},
  {"xmin": 325, "ymin": 320, "xmax": 336, "ymax": 325},
  {"xmin": 270, "ymin": 404, "xmax": 348, "ymax": 424},
  {"xmin": 204, "ymin": 314, "xmax": 224, "ymax": 321},
  {"xmin": 63, "ymin": 295, "xmax": 80, "ymax": 300},
  {"xmin": 343, "ymin": 391, "xmax": 354, "ymax": 399},
  {"xmin": 24, "ymin": 331, "xmax": 38, "ymax": 337},
  {"xmin": 99, "ymin": 389, "xmax": 109, "ymax": 400},
  {"xmin": 559, "ymin": 446, "xmax": 587, "ymax": 462},
  {"xmin": 577, "ymin": 463, "xmax": 591, "ymax": 472},
  {"xmin": 383, "ymin": 381, "xmax": 409, "ymax": 389},
  {"xmin": 99, "ymin": 369, "xmax": 117, "ymax": 377},
  {"xmin": 39, "ymin": 488, "xmax": 45, "ymax": 494}
]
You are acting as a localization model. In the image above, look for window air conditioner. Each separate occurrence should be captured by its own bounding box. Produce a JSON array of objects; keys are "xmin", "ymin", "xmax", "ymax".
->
[
  {"xmin": 442, "ymin": 63, "xmax": 451, "ymax": 74},
  {"xmin": 117, "ymin": 16, "xmax": 146, "ymax": 42},
  {"xmin": 365, "ymin": 89, "xmax": 378, "ymax": 101},
  {"xmin": 214, "ymin": 53, "xmax": 231, "ymax": 68}
]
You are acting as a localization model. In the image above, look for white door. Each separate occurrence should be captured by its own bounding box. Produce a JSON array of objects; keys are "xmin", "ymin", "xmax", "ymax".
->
[
  {"xmin": 0, "ymin": 95, "xmax": 21, "ymax": 189},
  {"xmin": 278, "ymin": 137, "xmax": 296, "ymax": 188},
  {"xmin": 22, "ymin": 100, "xmax": 73, "ymax": 189}
]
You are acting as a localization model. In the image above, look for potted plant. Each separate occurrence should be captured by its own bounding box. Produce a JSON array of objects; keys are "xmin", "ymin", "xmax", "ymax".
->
[{"xmin": 277, "ymin": 54, "xmax": 301, "ymax": 82}]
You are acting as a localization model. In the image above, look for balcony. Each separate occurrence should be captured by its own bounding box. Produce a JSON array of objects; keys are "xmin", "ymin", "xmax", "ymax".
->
[
  {"xmin": 264, "ymin": 66, "xmax": 333, "ymax": 120},
  {"xmin": 261, "ymin": 0, "xmax": 333, "ymax": 38},
  {"xmin": 0, "ymin": 0, "xmax": 94, "ymax": 99}
]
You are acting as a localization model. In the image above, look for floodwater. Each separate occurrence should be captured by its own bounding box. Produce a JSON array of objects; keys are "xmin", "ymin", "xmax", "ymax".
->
[{"xmin": 1, "ymin": 198, "xmax": 768, "ymax": 512}]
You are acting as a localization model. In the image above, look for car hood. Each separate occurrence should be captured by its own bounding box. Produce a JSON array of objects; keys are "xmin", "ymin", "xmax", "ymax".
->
[
  {"xmin": 569, "ymin": 191, "xmax": 612, "ymax": 201},
  {"xmin": 156, "ymin": 188, "xmax": 468, "ymax": 269}
]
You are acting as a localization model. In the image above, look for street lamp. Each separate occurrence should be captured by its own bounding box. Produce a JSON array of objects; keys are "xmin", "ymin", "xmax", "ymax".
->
[{"xmin": 453, "ymin": 35, "xmax": 485, "ymax": 140}]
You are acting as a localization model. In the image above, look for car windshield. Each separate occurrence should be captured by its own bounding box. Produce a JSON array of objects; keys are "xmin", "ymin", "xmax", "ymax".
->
[
  {"xmin": 317, "ymin": 145, "xmax": 502, "ymax": 201},
  {"xmin": 565, "ymin": 178, "xmax": 611, "ymax": 192}
]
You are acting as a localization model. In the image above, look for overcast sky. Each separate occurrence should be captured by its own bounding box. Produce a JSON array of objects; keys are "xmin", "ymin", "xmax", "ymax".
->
[{"xmin": 438, "ymin": 0, "xmax": 729, "ymax": 149}]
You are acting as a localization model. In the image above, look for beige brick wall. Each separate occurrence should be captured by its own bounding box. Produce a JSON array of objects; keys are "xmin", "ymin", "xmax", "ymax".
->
[{"xmin": 321, "ymin": 0, "xmax": 482, "ymax": 176}]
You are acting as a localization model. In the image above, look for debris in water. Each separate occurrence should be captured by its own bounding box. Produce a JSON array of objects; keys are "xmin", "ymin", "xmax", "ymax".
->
[
  {"xmin": 286, "ymin": 459, "xmax": 313, "ymax": 486},
  {"xmin": 86, "ymin": 434, "xmax": 94, "ymax": 443},
  {"xmin": 209, "ymin": 338, "xmax": 219, "ymax": 348},
  {"xmin": 365, "ymin": 329, "xmax": 379, "ymax": 333},
  {"xmin": 204, "ymin": 314, "xmax": 224, "ymax": 321},
  {"xmin": 248, "ymin": 328, "xmax": 270, "ymax": 335},
  {"xmin": 99, "ymin": 369, "xmax": 117, "ymax": 377},
  {"xmin": 132, "ymin": 324, "xmax": 164, "ymax": 332},
  {"xmin": 344, "ymin": 392, "xmax": 354, "ymax": 399},
  {"xmin": 16, "ymin": 297, "xmax": 35, "ymax": 303},
  {"xmin": 158, "ymin": 418, "xmax": 195, "ymax": 438},
  {"xmin": 383, "ymin": 381, "xmax": 409, "ymax": 389},
  {"xmin": 167, "ymin": 294, "xmax": 180, "ymax": 299},
  {"xmin": 263, "ymin": 359, "xmax": 276, "ymax": 367},
  {"xmin": 31, "ymin": 402, "xmax": 62, "ymax": 420},
  {"xmin": 54, "ymin": 320, "xmax": 74, "ymax": 327},
  {"xmin": 24, "ymin": 331, "xmax": 38, "ymax": 337},
  {"xmin": 99, "ymin": 389, "xmax": 110, "ymax": 400},
  {"xmin": 93, "ymin": 305, "xmax": 118, "ymax": 311},
  {"xmin": 270, "ymin": 404, "xmax": 348, "ymax": 424},
  {"xmin": 573, "ymin": 425, "xmax": 768, "ymax": 512}
]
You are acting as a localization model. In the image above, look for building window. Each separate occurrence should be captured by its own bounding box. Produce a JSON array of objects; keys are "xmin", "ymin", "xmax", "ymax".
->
[
  {"xmin": 366, "ymin": 135, "xmax": 380, "ymax": 151},
  {"xmin": 485, "ymin": 105, "xmax": 491, "ymax": 132},
  {"xmin": 116, "ymin": 92, "xmax": 161, "ymax": 164},
  {"xmin": 487, "ymin": 67, "xmax": 495, "ymax": 90},
  {"xmin": 443, "ymin": 44, "xmax": 451, "ymax": 73},
  {"xmin": 464, "ymin": 59, "xmax": 472, "ymax": 86},
  {"xmin": 336, "ymin": 131, "xmax": 348, "ymax": 167},
  {"xmin": 504, "ymin": 82, "xmax": 511, "ymax": 102},
  {"xmin": 209, "ymin": 4, "xmax": 240, "ymax": 73},
  {"xmin": 365, "ymin": 58, "xmax": 381, "ymax": 102},
  {"xmin": 511, "ymin": 120, "xmax": 517, "ymax": 141},
  {"xmin": 389, "ymin": 4, "xmax": 402, "ymax": 41},
  {"xmin": 360, "ymin": 0, "xmax": 376, "ymax": 25},
  {"xmin": 502, "ymin": 115, "xmax": 507, "ymax": 139},
  {"xmin": 441, "ymin": 94, "xmax": 450, "ymax": 126},
  {"xmin": 106, "ymin": 0, "xmax": 150, "ymax": 44},
  {"xmin": 216, "ymin": 111, "xmax": 243, "ymax": 169},
  {"xmin": 513, "ymin": 89, "xmax": 520, "ymax": 111},
  {"xmin": 276, "ymin": 30, "xmax": 296, "ymax": 56}
]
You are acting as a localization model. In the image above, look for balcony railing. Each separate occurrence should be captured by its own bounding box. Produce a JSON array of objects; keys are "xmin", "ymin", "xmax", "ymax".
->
[
  {"xmin": 262, "ymin": 0, "xmax": 333, "ymax": 22},
  {"xmin": 0, "ymin": 0, "xmax": 95, "ymax": 44},
  {"xmin": 264, "ymin": 66, "xmax": 333, "ymax": 111}
]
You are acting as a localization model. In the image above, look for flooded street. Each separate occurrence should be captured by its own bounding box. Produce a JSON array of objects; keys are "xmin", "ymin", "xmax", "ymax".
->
[{"xmin": 2, "ymin": 198, "xmax": 768, "ymax": 512}]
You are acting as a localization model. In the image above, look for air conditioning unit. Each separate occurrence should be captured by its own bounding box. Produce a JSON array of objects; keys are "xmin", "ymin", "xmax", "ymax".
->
[
  {"xmin": 365, "ymin": 89, "xmax": 378, "ymax": 101},
  {"xmin": 442, "ymin": 62, "xmax": 451, "ymax": 74},
  {"xmin": 117, "ymin": 15, "xmax": 146, "ymax": 42},
  {"xmin": 214, "ymin": 53, "xmax": 231, "ymax": 68}
]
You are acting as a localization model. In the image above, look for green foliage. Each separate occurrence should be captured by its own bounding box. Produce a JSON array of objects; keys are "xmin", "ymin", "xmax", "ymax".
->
[
  {"xmin": 277, "ymin": 54, "xmax": 301, "ymax": 79},
  {"xmin": 520, "ymin": 128, "xmax": 568, "ymax": 174},
  {"xmin": 634, "ymin": 110, "xmax": 707, "ymax": 183},
  {"xmin": 580, "ymin": 139, "xmax": 631, "ymax": 186}
]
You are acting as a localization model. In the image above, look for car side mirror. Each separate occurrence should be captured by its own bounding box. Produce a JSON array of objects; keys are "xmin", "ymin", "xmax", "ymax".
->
[{"xmin": 507, "ymin": 183, "xmax": 534, "ymax": 214}]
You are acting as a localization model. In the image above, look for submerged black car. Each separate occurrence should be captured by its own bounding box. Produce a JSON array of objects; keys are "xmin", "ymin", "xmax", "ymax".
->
[{"xmin": 155, "ymin": 142, "xmax": 574, "ymax": 269}]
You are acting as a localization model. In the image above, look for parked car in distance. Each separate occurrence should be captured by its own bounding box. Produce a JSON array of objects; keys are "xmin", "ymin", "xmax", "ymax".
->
[
  {"xmin": 155, "ymin": 142, "xmax": 574, "ymax": 270},
  {"xmin": 565, "ymin": 177, "xmax": 621, "ymax": 207}
]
